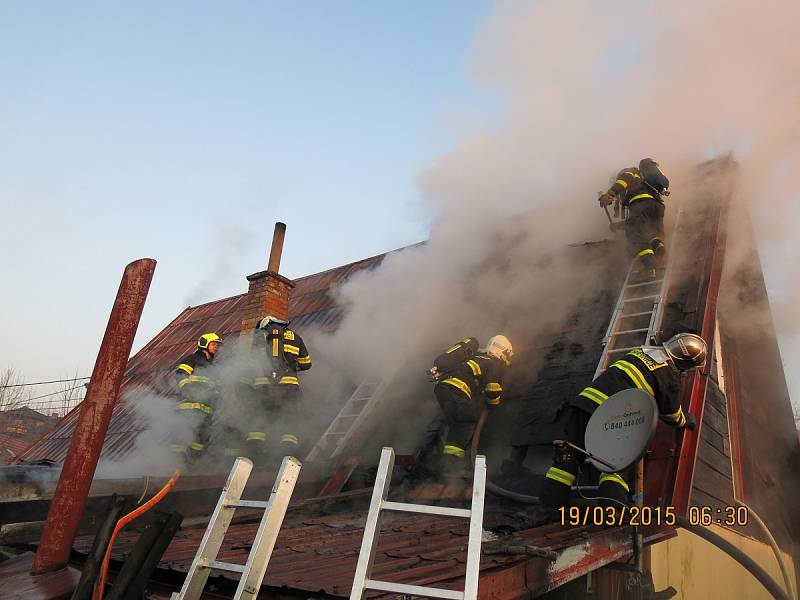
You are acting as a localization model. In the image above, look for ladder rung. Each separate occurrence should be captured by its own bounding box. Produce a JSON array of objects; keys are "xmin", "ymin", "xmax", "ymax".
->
[
  {"xmin": 339, "ymin": 413, "xmax": 361, "ymax": 419},
  {"xmin": 225, "ymin": 500, "xmax": 269, "ymax": 509},
  {"xmin": 610, "ymin": 328, "xmax": 649, "ymax": 336},
  {"xmin": 625, "ymin": 279, "xmax": 663, "ymax": 289},
  {"xmin": 382, "ymin": 501, "xmax": 471, "ymax": 518},
  {"xmin": 365, "ymin": 579, "xmax": 463, "ymax": 600},
  {"xmin": 206, "ymin": 560, "xmax": 246, "ymax": 573},
  {"xmin": 607, "ymin": 346, "xmax": 637, "ymax": 354},
  {"xmin": 619, "ymin": 311, "xmax": 655, "ymax": 319},
  {"xmin": 623, "ymin": 294, "xmax": 659, "ymax": 303}
]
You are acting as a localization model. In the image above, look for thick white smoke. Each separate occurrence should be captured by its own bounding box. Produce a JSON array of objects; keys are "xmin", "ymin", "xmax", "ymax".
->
[
  {"xmin": 315, "ymin": 0, "xmax": 800, "ymax": 418},
  {"xmin": 99, "ymin": 0, "xmax": 800, "ymax": 480}
]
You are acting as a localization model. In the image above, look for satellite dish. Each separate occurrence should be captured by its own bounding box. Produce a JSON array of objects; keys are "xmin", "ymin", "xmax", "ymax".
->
[{"xmin": 584, "ymin": 389, "xmax": 659, "ymax": 473}]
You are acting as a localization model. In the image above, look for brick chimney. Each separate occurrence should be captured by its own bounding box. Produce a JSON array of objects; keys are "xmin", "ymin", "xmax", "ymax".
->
[{"xmin": 241, "ymin": 222, "xmax": 295, "ymax": 332}]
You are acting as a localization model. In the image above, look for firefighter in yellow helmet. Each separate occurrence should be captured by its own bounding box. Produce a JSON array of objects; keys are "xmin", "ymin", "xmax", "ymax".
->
[
  {"xmin": 430, "ymin": 335, "xmax": 512, "ymax": 471},
  {"xmin": 599, "ymin": 158, "xmax": 670, "ymax": 278},
  {"xmin": 242, "ymin": 316, "xmax": 312, "ymax": 463},
  {"xmin": 540, "ymin": 333, "xmax": 705, "ymax": 511},
  {"xmin": 170, "ymin": 333, "xmax": 223, "ymax": 462}
]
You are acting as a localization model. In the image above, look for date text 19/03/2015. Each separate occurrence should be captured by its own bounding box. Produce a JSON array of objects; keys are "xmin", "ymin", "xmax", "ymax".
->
[{"xmin": 559, "ymin": 505, "xmax": 748, "ymax": 527}]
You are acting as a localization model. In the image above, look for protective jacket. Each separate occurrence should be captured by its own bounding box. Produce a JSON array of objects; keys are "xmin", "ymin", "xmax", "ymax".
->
[
  {"xmin": 569, "ymin": 346, "xmax": 687, "ymax": 427},
  {"xmin": 253, "ymin": 324, "xmax": 312, "ymax": 387},
  {"xmin": 610, "ymin": 168, "xmax": 664, "ymax": 208},
  {"xmin": 436, "ymin": 351, "xmax": 506, "ymax": 406},
  {"xmin": 175, "ymin": 350, "xmax": 219, "ymax": 412}
]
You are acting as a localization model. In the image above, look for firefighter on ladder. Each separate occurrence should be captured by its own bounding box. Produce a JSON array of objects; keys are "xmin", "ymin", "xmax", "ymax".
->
[
  {"xmin": 599, "ymin": 158, "xmax": 670, "ymax": 279},
  {"xmin": 540, "ymin": 332, "xmax": 706, "ymax": 511},
  {"xmin": 243, "ymin": 316, "xmax": 312, "ymax": 463},
  {"xmin": 170, "ymin": 333, "xmax": 223, "ymax": 463},
  {"xmin": 430, "ymin": 335, "xmax": 512, "ymax": 473}
]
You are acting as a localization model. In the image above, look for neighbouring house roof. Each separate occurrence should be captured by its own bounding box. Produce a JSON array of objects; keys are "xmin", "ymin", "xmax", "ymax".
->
[{"xmin": 0, "ymin": 433, "xmax": 32, "ymax": 464}]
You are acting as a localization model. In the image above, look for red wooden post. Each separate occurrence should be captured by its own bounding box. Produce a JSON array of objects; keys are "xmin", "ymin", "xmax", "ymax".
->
[{"xmin": 32, "ymin": 258, "xmax": 156, "ymax": 573}]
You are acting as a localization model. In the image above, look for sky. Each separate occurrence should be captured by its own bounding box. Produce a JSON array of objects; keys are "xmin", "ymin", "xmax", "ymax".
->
[
  {"xmin": 2, "ymin": 1, "xmax": 799, "ymax": 416},
  {"xmin": 0, "ymin": 1, "xmax": 497, "ymax": 401}
]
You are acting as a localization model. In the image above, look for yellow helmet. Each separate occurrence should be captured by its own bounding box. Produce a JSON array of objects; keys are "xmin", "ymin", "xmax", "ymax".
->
[
  {"xmin": 485, "ymin": 335, "xmax": 513, "ymax": 365},
  {"xmin": 198, "ymin": 332, "xmax": 222, "ymax": 349}
]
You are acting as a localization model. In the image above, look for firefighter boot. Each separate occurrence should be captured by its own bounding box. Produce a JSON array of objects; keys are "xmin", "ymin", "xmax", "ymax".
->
[
  {"xmin": 541, "ymin": 446, "xmax": 579, "ymax": 508},
  {"xmin": 279, "ymin": 433, "xmax": 300, "ymax": 458}
]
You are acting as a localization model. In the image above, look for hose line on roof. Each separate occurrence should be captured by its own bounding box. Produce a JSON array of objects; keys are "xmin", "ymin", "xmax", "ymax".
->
[
  {"xmin": 734, "ymin": 499, "xmax": 797, "ymax": 600},
  {"xmin": 676, "ymin": 516, "xmax": 790, "ymax": 600},
  {"xmin": 469, "ymin": 410, "xmax": 541, "ymax": 504},
  {"xmin": 469, "ymin": 410, "xmax": 792, "ymax": 600},
  {"xmin": 93, "ymin": 469, "xmax": 181, "ymax": 600}
]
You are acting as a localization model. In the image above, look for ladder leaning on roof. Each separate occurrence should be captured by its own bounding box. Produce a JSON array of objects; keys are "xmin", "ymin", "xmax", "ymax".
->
[
  {"xmin": 589, "ymin": 207, "xmax": 682, "ymax": 581},
  {"xmin": 306, "ymin": 377, "xmax": 391, "ymax": 463},
  {"xmin": 170, "ymin": 456, "xmax": 301, "ymax": 600},
  {"xmin": 594, "ymin": 208, "xmax": 683, "ymax": 379},
  {"xmin": 349, "ymin": 447, "xmax": 487, "ymax": 600}
]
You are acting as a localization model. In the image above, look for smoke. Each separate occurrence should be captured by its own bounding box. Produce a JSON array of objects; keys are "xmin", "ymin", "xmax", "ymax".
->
[
  {"xmin": 183, "ymin": 224, "xmax": 257, "ymax": 307},
  {"xmin": 296, "ymin": 0, "xmax": 800, "ymax": 461},
  {"xmin": 96, "ymin": 388, "xmax": 188, "ymax": 478},
  {"xmin": 98, "ymin": 0, "xmax": 800, "ymax": 477}
]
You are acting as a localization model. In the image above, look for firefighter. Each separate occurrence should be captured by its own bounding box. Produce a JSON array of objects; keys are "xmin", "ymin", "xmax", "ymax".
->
[
  {"xmin": 430, "ymin": 335, "xmax": 512, "ymax": 470},
  {"xmin": 599, "ymin": 158, "xmax": 670, "ymax": 278},
  {"xmin": 244, "ymin": 316, "xmax": 312, "ymax": 461},
  {"xmin": 540, "ymin": 332, "xmax": 706, "ymax": 510},
  {"xmin": 170, "ymin": 333, "xmax": 223, "ymax": 462}
]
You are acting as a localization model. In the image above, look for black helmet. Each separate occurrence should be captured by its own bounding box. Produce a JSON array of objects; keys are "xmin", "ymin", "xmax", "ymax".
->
[
  {"xmin": 663, "ymin": 333, "xmax": 707, "ymax": 371},
  {"xmin": 639, "ymin": 158, "xmax": 669, "ymax": 194}
]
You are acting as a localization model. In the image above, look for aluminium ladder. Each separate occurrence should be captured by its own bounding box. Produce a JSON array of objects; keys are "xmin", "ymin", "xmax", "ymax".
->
[
  {"xmin": 595, "ymin": 207, "xmax": 684, "ymax": 379},
  {"xmin": 594, "ymin": 257, "xmax": 673, "ymax": 379},
  {"xmin": 171, "ymin": 456, "xmax": 301, "ymax": 600},
  {"xmin": 306, "ymin": 377, "xmax": 390, "ymax": 462},
  {"xmin": 349, "ymin": 447, "xmax": 487, "ymax": 600}
]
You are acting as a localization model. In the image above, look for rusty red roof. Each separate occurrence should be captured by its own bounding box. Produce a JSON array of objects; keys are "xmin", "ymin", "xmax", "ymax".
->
[
  {"xmin": 72, "ymin": 506, "xmax": 633, "ymax": 599},
  {"xmin": 0, "ymin": 434, "xmax": 31, "ymax": 464},
  {"xmin": 15, "ymin": 251, "xmax": 389, "ymax": 465}
]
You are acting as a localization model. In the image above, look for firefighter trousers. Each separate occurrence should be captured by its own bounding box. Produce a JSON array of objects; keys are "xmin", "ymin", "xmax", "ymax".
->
[
  {"xmin": 243, "ymin": 382, "xmax": 301, "ymax": 464},
  {"xmin": 434, "ymin": 383, "xmax": 481, "ymax": 461},
  {"xmin": 169, "ymin": 400, "xmax": 214, "ymax": 461},
  {"xmin": 625, "ymin": 199, "xmax": 665, "ymax": 269},
  {"xmin": 540, "ymin": 405, "xmax": 631, "ymax": 508}
]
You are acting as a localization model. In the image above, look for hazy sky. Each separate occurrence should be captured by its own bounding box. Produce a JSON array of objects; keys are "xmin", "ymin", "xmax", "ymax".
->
[
  {"xmin": 0, "ymin": 2, "xmax": 496, "ymax": 400},
  {"xmin": 2, "ymin": 2, "xmax": 797, "ymax": 412}
]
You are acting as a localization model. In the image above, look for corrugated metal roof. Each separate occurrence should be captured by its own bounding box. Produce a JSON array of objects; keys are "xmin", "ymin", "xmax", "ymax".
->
[
  {"xmin": 72, "ymin": 507, "xmax": 623, "ymax": 598},
  {"xmin": 15, "ymin": 252, "xmax": 388, "ymax": 465},
  {"xmin": 0, "ymin": 434, "xmax": 31, "ymax": 464}
]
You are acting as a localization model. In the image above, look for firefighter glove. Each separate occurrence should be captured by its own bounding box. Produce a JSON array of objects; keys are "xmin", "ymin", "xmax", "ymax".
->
[
  {"xmin": 684, "ymin": 413, "xmax": 697, "ymax": 430},
  {"xmin": 598, "ymin": 192, "xmax": 615, "ymax": 207}
]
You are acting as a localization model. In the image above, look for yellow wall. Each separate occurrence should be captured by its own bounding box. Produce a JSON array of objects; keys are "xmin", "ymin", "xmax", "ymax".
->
[{"xmin": 650, "ymin": 525, "xmax": 796, "ymax": 600}]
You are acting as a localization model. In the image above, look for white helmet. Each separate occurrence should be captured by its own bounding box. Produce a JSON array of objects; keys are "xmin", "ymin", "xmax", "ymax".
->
[
  {"xmin": 258, "ymin": 315, "xmax": 288, "ymax": 329},
  {"xmin": 485, "ymin": 335, "xmax": 513, "ymax": 365}
]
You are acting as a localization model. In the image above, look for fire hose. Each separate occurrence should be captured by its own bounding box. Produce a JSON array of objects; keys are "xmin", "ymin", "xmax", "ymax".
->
[
  {"xmin": 469, "ymin": 411, "xmax": 793, "ymax": 600},
  {"xmin": 92, "ymin": 469, "xmax": 182, "ymax": 600},
  {"xmin": 469, "ymin": 409, "xmax": 540, "ymax": 504}
]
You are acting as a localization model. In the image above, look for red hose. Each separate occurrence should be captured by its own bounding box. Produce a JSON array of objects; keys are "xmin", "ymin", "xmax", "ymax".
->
[{"xmin": 93, "ymin": 469, "xmax": 181, "ymax": 600}]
